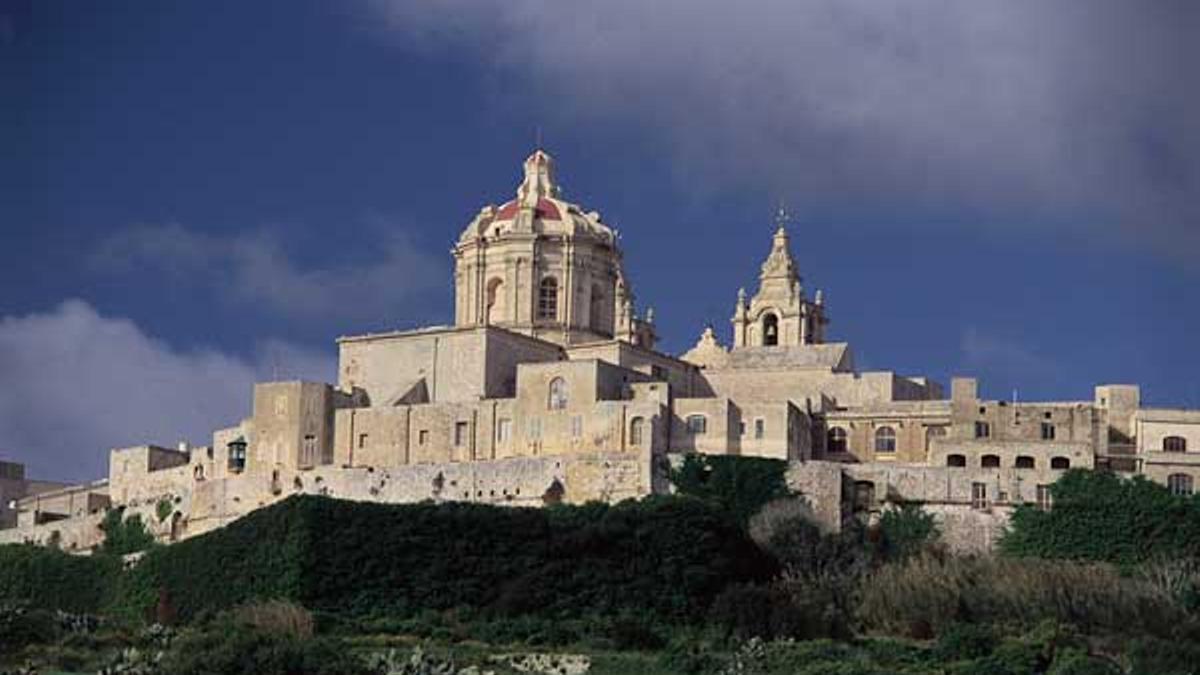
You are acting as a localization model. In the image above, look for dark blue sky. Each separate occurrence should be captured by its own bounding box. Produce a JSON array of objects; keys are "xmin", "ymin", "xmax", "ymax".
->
[{"xmin": 3, "ymin": 1, "xmax": 1198, "ymax": 479}]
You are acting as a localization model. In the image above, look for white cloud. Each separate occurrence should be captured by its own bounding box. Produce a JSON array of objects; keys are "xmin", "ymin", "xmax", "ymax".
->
[
  {"xmin": 93, "ymin": 221, "xmax": 447, "ymax": 323},
  {"xmin": 371, "ymin": 0, "xmax": 1200, "ymax": 261},
  {"xmin": 0, "ymin": 300, "xmax": 335, "ymax": 482}
]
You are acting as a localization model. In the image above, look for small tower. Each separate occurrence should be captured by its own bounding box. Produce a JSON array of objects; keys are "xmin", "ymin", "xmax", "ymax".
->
[{"xmin": 731, "ymin": 207, "xmax": 829, "ymax": 348}]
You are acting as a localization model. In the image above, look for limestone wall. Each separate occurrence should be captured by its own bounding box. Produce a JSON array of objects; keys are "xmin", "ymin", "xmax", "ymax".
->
[
  {"xmin": 338, "ymin": 327, "xmax": 562, "ymax": 407},
  {"xmin": 784, "ymin": 460, "xmax": 1046, "ymax": 554}
]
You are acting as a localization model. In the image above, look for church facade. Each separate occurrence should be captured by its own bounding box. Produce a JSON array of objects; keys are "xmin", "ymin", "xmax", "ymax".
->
[{"xmin": 4, "ymin": 150, "xmax": 1199, "ymax": 552}]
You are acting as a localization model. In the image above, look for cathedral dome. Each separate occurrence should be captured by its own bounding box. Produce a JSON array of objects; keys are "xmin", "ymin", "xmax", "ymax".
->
[
  {"xmin": 452, "ymin": 149, "xmax": 650, "ymax": 348},
  {"xmin": 458, "ymin": 150, "xmax": 616, "ymax": 245}
]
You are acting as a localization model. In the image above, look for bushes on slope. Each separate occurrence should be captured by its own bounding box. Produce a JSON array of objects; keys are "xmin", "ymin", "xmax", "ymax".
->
[
  {"xmin": 1000, "ymin": 469, "xmax": 1200, "ymax": 564},
  {"xmin": 0, "ymin": 544, "xmax": 120, "ymax": 614},
  {"xmin": 857, "ymin": 554, "xmax": 1193, "ymax": 639},
  {"xmin": 120, "ymin": 493, "xmax": 774, "ymax": 625},
  {"xmin": 671, "ymin": 454, "xmax": 793, "ymax": 526}
]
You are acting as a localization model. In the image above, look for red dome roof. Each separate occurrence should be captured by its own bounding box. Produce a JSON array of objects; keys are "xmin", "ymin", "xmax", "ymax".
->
[{"xmin": 495, "ymin": 198, "xmax": 561, "ymax": 221}]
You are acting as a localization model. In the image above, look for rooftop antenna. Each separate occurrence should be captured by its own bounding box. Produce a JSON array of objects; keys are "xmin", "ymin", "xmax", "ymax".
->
[
  {"xmin": 1012, "ymin": 388, "xmax": 1018, "ymax": 404},
  {"xmin": 535, "ymin": 125, "xmax": 543, "ymax": 150}
]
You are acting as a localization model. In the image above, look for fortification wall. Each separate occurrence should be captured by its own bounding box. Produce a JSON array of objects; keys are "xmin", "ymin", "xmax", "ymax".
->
[{"xmin": 3, "ymin": 450, "xmax": 656, "ymax": 550}]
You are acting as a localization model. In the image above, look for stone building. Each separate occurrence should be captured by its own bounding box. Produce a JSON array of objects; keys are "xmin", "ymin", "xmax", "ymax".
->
[{"xmin": 3, "ymin": 149, "xmax": 1198, "ymax": 552}]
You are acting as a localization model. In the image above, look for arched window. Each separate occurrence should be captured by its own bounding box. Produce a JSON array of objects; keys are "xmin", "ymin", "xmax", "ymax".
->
[
  {"xmin": 1051, "ymin": 456, "xmax": 1071, "ymax": 470},
  {"xmin": 1164, "ymin": 436, "xmax": 1188, "ymax": 453},
  {"xmin": 548, "ymin": 377, "xmax": 568, "ymax": 410},
  {"xmin": 537, "ymin": 277, "xmax": 558, "ymax": 320},
  {"xmin": 630, "ymin": 417, "xmax": 645, "ymax": 446},
  {"xmin": 1015, "ymin": 456, "xmax": 1036, "ymax": 469},
  {"xmin": 485, "ymin": 277, "xmax": 505, "ymax": 324},
  {"xmin": 947, "ymin": 454, "xmax": 967, "ymax": 467},
  {"xmin": 1168, "ymin": 473, "xmax": 1194, "ymax": 496},
  {"xmin": 827, "ymin": 427, "xmax": 848, "ymax": 453},
  {"xmin": 981, "ymin": 454, "xmax": 1001, "ymax": 468},
  {"xmin": 762, "ymin": 313, "xmax": 779, "ymax": 346},
  {"xmin": 874, "ymin": 426, "xmax": 896, "ymax": 453}
]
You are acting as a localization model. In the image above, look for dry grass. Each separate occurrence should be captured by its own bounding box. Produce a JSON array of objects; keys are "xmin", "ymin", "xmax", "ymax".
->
[
  {"xmin": 747, "ymin": 497, "xmax": 821, "ymax": 550},
  {"xmin": 857, "ymin": 554, "xmax": 1189, "ymax": 639},
  {"xmin": 231, "ymin": 600, "xmax": 315, "ymax": 639}
]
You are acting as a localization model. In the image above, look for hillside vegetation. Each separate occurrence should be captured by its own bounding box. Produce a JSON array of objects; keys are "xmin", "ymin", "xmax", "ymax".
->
[{"xmin": 2, "ymin": 462, "xmax": 1199, "ymax": 674}]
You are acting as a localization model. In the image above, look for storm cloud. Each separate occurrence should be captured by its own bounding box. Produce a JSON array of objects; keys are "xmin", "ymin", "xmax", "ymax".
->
[
  {"xmin": 373, "ymin": 0, "xmax": 1200, "ymax": 262},
  {"xmin": 93, "ymin": 221, "xmax": 446, "ymax": 324}
]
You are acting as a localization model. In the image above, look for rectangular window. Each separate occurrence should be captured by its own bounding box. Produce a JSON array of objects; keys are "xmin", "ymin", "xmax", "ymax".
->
[
  {"xmin": 418, "ymin": 429, "xmax": 429, "ymax": 445},
  {"xmin": 302, "ymin": 435, "xmax": 316, "ymax": 466},
  {"xmin": 527, "ymin": 418, "xmax": 542, "ymax": 440},
  {"xmin": 971, "ymin": 482, "xmax": 988, "ymax": 509},
  {"xmin": 358, "ymin": 433, "xmax": 369, "ymax": 449},
  {"xmin": 1041, "ymin": 423, "xmax": 1056, "ymax": 441},
  {"xmin": 497, "ymin": 418, "xmax": 512, "ymax": 443},
  {"xmin": 571, "ymin": 415, "xmax": 583, "ymax": 439},
  {"xmin": 686, "ymin": 415, "xmax": 707, "ymax": 435},
  {"xmin": 1036, "ymin": 484, "xmax": 1052, "ymax": 511},
  {"xmin": 975, "ymin": 421, "xmax": 991, "ymax": 439},
  {"xmin": 454, "ymin": 421, "xmax": 469, "ymax": 446},
  {"xmin": 754, "ymin": 419, "xmax": 765, "ymax": 440}
]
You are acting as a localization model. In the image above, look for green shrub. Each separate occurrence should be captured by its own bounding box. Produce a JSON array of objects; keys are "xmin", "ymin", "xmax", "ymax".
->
[
  {"xmin": 1047, "ymin": 648, "xmax": 1122, "ymax": 675},
  {"xmin": 98, "ymin": 508, "xmax": 156, "ymax": 556},
  {"xmin": 1000, "ymin": 470, "xmax": 1200, "ymax": 564},
  {"xmin": 119, "ymin": 494, "xmax": 773, "ymax": 625},
  {"xmin": 0, "ymin": 544, "xmax": 121, "ymax": 614},
  {"xmin": 1127, "ymin": 636, "xmax": 1200, "ymax": 675},
  {"xmin": 671, "ymin": 454, "xmax": 793, "ymax": 526},
  {"xmin": 0, "ymin": 606, "xmax": 58, "ymax": 653},
  {"xmin": 155, "ymin": 499, "xmax": 174, "ymax": 524},
  {"xmin": 709, "ymin": 577, "xmax": 854, "ymax": 642},
  {"xmin": 933, "ymin": 623, "xmax": 997, "ymax": 661},
  {"xmin": 159, "ymin": 626, "xmax": 372, "ymax": 675},
  {"xmin": 875, "ymin": 504, "xmax": 940, "ymax": 563},
  {"xmin": 604, "ymin": 613, "xmax": 667, "ymax": 650},
  {"xmin": 659, "ymin": 635, "xmax": 725, "ymax": 675}
]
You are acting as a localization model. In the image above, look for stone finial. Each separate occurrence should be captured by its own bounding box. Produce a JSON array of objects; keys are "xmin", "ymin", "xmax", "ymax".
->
[
  {"xmin": 737, "ymin": 287, "xmax": 747, "ymax": 305},
  {"xmin": 517, "ymin": 149, "xmax": 560, "ymax": 203},
  {"xmin": 815, "ymin": 289, "xmax": 824, "ymax": 305},
  {"xmin": 645, "ymin": 307, "xmax": 655, "ymax": 324},
  {"xmin": 760, "ymin": 223, "xmax": 800, "ymax": 283},
  {"xmin": 681, "ymin": 323, "xmax": 729, "ymax": 366}
]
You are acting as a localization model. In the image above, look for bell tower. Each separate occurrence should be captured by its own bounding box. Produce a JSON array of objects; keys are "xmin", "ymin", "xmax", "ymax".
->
[{"xmin": 731, "ymin": 208, "xmax": 829, "ymax": 348}]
